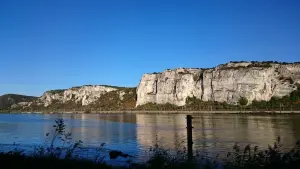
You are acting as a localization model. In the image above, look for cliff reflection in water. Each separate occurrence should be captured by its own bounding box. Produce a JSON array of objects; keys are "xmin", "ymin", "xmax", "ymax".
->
[
  {"xmin": 3, "ymin": 113, "xmax": 299, "ymax": 157},
  {"xmin": 136, "ymin": 114, "xmax": 300, "ymax": 155}
]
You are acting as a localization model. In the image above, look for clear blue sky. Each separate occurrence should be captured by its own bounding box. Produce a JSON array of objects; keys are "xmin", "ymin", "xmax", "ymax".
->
[{"xmin": 0, "ymin": 0, "xmax": 299, "ymax": 96}]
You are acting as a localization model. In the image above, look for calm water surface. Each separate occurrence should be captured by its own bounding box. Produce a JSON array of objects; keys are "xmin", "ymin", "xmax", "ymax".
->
[{"xmin": 1, "ymin": 113, "xmax": 300, "ymax": 158}]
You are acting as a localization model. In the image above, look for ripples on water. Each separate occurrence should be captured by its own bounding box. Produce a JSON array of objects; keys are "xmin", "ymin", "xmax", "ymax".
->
[{"xmin": 1, "ymin": 113, "xmax": 300, "ymax": 159}]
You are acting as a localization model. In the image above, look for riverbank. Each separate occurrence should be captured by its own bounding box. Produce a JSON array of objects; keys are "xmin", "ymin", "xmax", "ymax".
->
[{"xmin": 2, "ymin": 110, "xmax": 300, "ymax": 114}]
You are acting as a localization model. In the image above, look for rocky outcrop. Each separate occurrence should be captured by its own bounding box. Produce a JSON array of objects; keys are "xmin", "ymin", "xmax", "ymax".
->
[
  {"xmin": 10, "ymin": 85, "xmax": 137, "ymax": 110},
  {"xmin": 36, "ymin": 85, "xmax": 119, "ymax": 107},
  {"xmin": 0, "ymin": 94, "xmax": 37, "ymax": 109},
  {"xmin": 136, "ymin": 62, "xmax": 300, "ymax": 106}
]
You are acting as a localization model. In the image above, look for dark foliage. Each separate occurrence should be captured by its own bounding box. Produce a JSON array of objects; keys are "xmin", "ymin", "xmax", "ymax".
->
[
  {"xmin": 47, "ymin": 89, "xmax": 65, "ymax": 94},
  {"xmin": 239, "ymin": 97, "xmax": 248, "ymax": 106}
]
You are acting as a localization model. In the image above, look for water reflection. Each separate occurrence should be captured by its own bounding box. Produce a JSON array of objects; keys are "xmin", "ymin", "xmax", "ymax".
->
[
  {"xmin": 0, "ymin": 113, "xmax": 299, "ymax": 157},
  {"xmin": 136, "ymin": 114, "xmax": 300, "ymax": 156}
]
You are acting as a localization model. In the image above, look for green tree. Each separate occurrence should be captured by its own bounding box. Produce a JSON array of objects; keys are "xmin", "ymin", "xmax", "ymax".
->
[
  {"xmin": 239, "ymin": 97, "xmax": 248, "ymax": 106},
  {"xmin": 239, "ymin": 97, "xmax": 248, "ymax": 111}
]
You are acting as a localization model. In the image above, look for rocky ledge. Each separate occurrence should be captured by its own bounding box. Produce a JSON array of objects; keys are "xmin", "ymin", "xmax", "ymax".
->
[{"xmin": 136, "ymin": 61, "xmax": 300, "ymax": 106}]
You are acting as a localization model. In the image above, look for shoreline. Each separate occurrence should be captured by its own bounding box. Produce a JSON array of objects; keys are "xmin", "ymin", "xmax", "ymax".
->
[{"xmin": 2, "ymin": 110, "xmax": 300, "ymax": 114}]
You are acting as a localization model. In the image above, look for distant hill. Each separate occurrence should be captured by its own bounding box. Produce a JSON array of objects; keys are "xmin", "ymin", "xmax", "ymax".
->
[{"xmin": 0, "ymin": 94, "xmax": 37, "ymax": 109}]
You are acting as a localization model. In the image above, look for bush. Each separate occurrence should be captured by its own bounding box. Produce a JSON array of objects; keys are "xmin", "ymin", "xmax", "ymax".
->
[
  {"xmin": 84, "ymin": 109, "xmax": 91, "ymax": 113},
  {"xmin": 239, "ymin": 97, "xmax": 248, "ymax": 106},
  {"xmin": 47, "ymin": 89, "xmax": 65, "ymax": 94}
]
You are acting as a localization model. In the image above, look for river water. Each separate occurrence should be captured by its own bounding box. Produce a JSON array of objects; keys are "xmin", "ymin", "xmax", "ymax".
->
[{"xmin": 0, "ymin": 113, "xmax": 300, "ymax": 159}]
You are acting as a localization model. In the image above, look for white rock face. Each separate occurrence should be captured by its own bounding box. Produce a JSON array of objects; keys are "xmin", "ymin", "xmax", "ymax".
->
[
  {"xmin": 136, "ymin": 62, "xmax": 300, "ymax": 106},
  {"xmin": 137, "ymin": 68, "xmax": 203, "ymax": 106},
  {"xmin": 118, "ymin": 91, "xmax": 126, "ymax": 100},
  {"xmin": 38, "ymin": 85, "xmax": 118, "ymax": 107}
]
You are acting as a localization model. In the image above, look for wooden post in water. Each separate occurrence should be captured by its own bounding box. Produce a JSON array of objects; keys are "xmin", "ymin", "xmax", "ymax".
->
[
  {"xmin": 186, "ymin": 115, "xmax": 193, "ymax": 160},
  {"xmin": 280, "ymin": 104, "xmax": 282, "ymax": 113}
]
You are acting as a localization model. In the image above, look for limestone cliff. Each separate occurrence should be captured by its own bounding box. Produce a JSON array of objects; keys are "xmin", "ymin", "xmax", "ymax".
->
[
  {"xmin": 38, "ymin": 85, "xmax": 118, "ymax": 107},
  {"xmin": 14, "ymin": 85, "xmax": 135, "ymax": 109},
  {"xmin": 8, "ymin": 84, "xmax": 137, "ymax": 110},
  {"xmin": 136, "ymin": 62, "xmax": 300, "ymax": 106}
]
